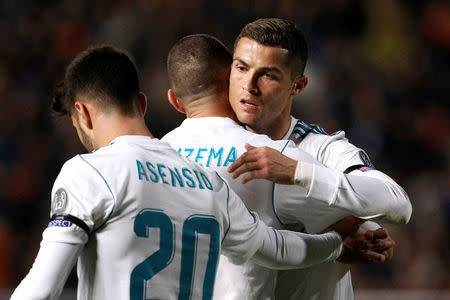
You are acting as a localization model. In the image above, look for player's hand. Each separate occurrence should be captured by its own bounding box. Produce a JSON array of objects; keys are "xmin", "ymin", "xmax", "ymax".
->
[
  {"xmin": 364, "ymin": 227, "xmax": 395, "ymax": 261},
  {"xmin": 333, "ymin": 216, "xmax": 395, "ymax": 264},
  {"xmin": 228, "ymin": 143, "xmax": 297, "ymax": 184}
]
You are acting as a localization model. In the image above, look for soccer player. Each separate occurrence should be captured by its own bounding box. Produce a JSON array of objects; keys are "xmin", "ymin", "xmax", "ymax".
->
[
  {"xmin": 10, "ymin": 45, "xmax": 375, "ymax": 300},
  {"xmin": 228, "ymin": 18, "xmax": 412, "ymax": 299},
  {"xmin": 162, "ymin": 34, "xmax": 410, "ymax": 299}
]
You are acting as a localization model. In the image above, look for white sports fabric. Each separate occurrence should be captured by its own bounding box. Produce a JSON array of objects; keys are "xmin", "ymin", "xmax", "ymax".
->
[
  {"xmin": 163, "ymin": 117, "xmax": 411, "ymax": 300},
  {"xmin": 274, "ymin": 117, "xmax": 409, "ymax": 300},
  {"xmin": 285, "ymin": 117, "xmax": 372, "ymax": 172},
  {"xmin": 162, "ymin": 118, "xmax": 341, "ymax": 299},
  {"xmin": 11, "ymin": 135, "xmax": 343, "ymax": 300},
  {"xmin": 162, "ymin": 117, "xmax": 310, "ymax": 299}
]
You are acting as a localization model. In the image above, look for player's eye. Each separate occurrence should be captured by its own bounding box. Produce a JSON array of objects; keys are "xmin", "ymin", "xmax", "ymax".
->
[
  {"xmin": 263, "ymin": 72, "xmax": 276, "ymax": 80},
  {"xmin": 235, "ymin": 64, "xmax": 247, "ymax": 72}
]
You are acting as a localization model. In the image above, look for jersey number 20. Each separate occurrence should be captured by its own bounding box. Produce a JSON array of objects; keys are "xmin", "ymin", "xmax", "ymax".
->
[{"xmin": 130, "ymin": 209, "xmax": 220, "ymax": 299}]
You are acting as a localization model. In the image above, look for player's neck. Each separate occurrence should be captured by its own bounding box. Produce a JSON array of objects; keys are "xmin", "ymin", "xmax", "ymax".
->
[
  {"xmin": 186, "ymin": 94, "xmax": 238, "ymax": 122},
  {"xmin": 93, "ymin": 114, "xmax": 153, "ymax": 148},
  {"xmin": 245, "ymin": 113, "xmax": 291, "ymax": 140}
]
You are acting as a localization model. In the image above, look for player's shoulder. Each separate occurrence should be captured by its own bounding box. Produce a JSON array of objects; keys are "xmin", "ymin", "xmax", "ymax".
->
[
  {"xmin": 302, "ymin": 129, "xmax": 347, "ymax": 145},
  {"xmin": 288, "ymin": 117, "xmax": 347, "ymax": 144},
  {"xmin": 161, "ymin": 127, "xmax": 179, "ymax": 142},
  {"xmin": 91, "ymin": 135, "xmax": 178, "ymax": 159},
  {"xmin": 59, "ymin": 154, "xmax": 94, "ymax": 177},
  {"xmin": 289, "ymin": 118, "xmax": 327, "ymax": 140},
  {"xmin": 55, "ymin": 154, "xmax": 112, "ymax": 195},
  {"xmin": 290, "ymin": 119, "xmax": 373, "ymax": 170}
]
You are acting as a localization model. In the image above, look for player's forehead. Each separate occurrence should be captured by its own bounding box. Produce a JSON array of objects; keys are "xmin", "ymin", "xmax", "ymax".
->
[{"xmin": 233, "ymin": 37, "xmax": 291, "ymax": 74}]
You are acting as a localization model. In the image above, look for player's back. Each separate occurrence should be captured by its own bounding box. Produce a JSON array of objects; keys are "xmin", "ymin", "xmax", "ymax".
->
[
  {"xmin": 162, "ymin": 117, "xmax": 290, "ymax": 228},
  {"xmin": 162, "ymin": 117, "xmax": 295, "ymax": 299},
  {"xmin": 60, "ymin": 136, "xmax": 230, "ymax": 299}
]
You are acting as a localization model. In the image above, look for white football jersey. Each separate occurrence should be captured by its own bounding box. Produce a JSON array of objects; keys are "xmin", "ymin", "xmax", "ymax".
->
[
  {"xmin": 274, "ymin": 117, "xmax": 373, "ymax": 300},
  {"xmin": 285, "ymin": 117, "xmax": 372, "ymax": 172},
  {"xmin": 12, "ymin": 135, "xmax": 343, "ymax": 300},
  {"xmin": 273, "ymin": 117, "xmax": 410, "ymax": 235},
  {"xmin": 46, "ymin": 135, "xmax": 264, "ymax": 299},
  {"xmin": 162, "ymin": 117, "xmax": 321, "ymax": 300},
  {"xmin": 163, "ymin": 117, "xmax": 410, "ymax": 300}
]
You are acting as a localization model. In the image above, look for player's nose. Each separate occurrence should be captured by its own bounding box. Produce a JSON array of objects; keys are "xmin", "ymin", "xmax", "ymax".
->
[{"xmin": 242, "ymin": 73, "xmax": 258, "ymax": 95}]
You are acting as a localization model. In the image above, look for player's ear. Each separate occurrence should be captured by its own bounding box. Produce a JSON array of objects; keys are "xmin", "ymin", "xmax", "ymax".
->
[
  {"xmin": 167, "ymin": 89, "xmax": 186, "ymax": 114},
  {"xmin": 74, "ymin": 101, "xmax": 93, "ymax": 130},
  {"xmin": 138, "ymin": 92, "xmax": 148, "ymax": 116},
  {"xmin": 291, "ymin": 75, "xmax": 308, "ymax": 96}
]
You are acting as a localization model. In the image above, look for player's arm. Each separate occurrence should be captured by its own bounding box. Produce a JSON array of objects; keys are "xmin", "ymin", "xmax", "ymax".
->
[
  {"xmin": 10, "ymin": 240, "xmax": 83, "ymax": 300},
  {"xmin": 228, "ymin": 143, "xmax": 411, "ymax": 224},
  {"xmin": 11, "ymin": 156, "xmax": 114, "ymax": 299},
  {"xmin": 218, "ymin": 177, "xmax": 384, "ymax": 269},
  {"xmin": 293, "ymin": 160, "xmax": 411, "ymax": 224},
  {"xmin": 298, "ymin": 131, "xmax": 412, "ymax": 224}
]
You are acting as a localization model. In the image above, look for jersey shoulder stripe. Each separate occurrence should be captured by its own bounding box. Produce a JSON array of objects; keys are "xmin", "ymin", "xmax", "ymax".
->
[
  {"xmin": 289, "ymin": 120, "xmax": 327, "ymax": 144},
  {"xmin": 78, "ymin": 154, "xmax": 116, "ymax": 232}
]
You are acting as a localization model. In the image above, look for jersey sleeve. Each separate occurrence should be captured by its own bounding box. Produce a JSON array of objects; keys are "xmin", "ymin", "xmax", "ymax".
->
[
  {"xmin": 274, "ymin": 161, "xmax": 412, "ymax": 233},
  {"xmin": 10, "ymin": 241, "xmax": 83, "ymax": 300},
  {"xmin": 44, "ymin": 155, "xmax": 115, "ymax": 244},
  {"xmin": 273, "ymin": 138, "xmax": 411, "ymax": 233},
  {"xmin": 300, "ymin": 131, "xmax": 373, "ymax": 172},
  {"xmin": 220, "ymin": 178, "xmax": 342, "ymax": 269}
]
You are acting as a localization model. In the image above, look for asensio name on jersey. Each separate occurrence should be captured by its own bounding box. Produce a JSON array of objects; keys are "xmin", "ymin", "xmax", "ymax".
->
[{"xmin": 136, "ymin": 158, "xmax": 213, "ymax": 190}]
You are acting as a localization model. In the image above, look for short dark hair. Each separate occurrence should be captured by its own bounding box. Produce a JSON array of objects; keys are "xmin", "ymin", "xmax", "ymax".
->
[
  {"xmin": 52, "ymin": 45, "xmax": 140, "ymax": 116},
  {"xmin": 167, "ymin": 34, "xmax": 232, "ymax": 101},
  {"xmin": 235, "ymin": 18, "xmax": 308, "ymax": 76}
]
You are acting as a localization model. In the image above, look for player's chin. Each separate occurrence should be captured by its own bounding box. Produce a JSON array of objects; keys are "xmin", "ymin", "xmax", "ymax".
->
[
  {"xmin": 232, "ymin": 101, "xmax": 257, "ymax": 119},
  {"xmin": 236, "ymin": 111, "xmax": 259, "ymax": 126}
]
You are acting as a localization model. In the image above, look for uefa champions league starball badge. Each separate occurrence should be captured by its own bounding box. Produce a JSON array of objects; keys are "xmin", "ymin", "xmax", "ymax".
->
[{"xmin": 52, "ymin": 188, "xmax": 68, "ymax": 214}]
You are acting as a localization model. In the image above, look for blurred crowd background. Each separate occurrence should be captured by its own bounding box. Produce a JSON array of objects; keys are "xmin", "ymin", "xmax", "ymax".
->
[{"xmin": 0, "ymin": 0, "xmax": 449, "ymax": 296}]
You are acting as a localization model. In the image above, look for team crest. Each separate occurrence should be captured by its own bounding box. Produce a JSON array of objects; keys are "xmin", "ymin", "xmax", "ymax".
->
[{"xmin": 52, "ymin": 188, "xmax": 68, "ymax": 214}]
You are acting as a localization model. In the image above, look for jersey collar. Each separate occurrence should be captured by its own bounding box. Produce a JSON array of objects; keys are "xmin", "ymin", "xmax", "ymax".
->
[{"xmin": 281, "ymin": 116, "xmax": 298, "ymax": 140}]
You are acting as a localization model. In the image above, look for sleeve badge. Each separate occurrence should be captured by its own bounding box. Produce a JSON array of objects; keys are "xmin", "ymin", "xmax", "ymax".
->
[{"xmin": 52, "ymin": 188, "xmax": 69, "ymax": 214}]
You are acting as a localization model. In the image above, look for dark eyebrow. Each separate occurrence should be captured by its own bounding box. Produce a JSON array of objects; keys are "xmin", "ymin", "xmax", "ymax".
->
[
  {"xmin": 260, "ymin": 67, "xmax": 283, "ymax": 77},
  {"xmin": 233, "ymin": 57, "xmax": 283, "ymax": 77},
  {"xmin": 233, "ymin": 57, "xmax": 249, "ymax": 67}
]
